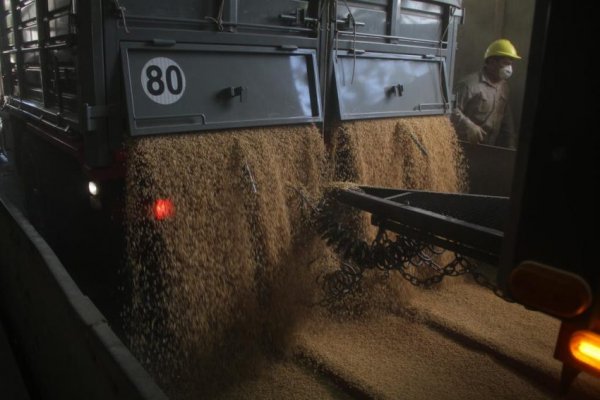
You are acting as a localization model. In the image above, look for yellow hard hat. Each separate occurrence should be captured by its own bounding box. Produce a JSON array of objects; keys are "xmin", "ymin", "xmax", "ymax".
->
[{"xmin": 484, "ymin": 39, "xmax": 521, "ymax": 60}]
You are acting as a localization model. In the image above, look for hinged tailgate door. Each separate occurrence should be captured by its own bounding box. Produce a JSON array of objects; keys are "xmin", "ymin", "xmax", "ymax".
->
[
  {"xmin": 333, "ymin": 51, "xmax": 449, "ymax": 120},
  {"xmin": 121, "ymin": 43, "xmax": 322, "ymax": 136}
]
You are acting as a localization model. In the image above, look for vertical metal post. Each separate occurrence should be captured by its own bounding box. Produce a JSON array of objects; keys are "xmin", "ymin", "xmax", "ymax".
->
[
  {"xmin": 323, "ymin": 0, "xmax": 338, "ymax": 142},
  {"xmin": 0, "ymin": 2, "xmax": 12, "ymax": 94},
  {"xmin": 9, "ymin": 0, "xmax": 25, "ymax": 99},
  {"xmin": 78, "ymin": 0, "xmax": 109, "ymax": 167},
  {"xmin": 315, "ymin": 0, "xmax": 328, "ymax": 113},
  {"xmin": 445, "ymin": 8, "xmax": 459, "ymax": 97},
  {"xmin": 440, "ymin": 58, "xmax": 450, "ymax": 110},
  {"xmin": 35, "ymin": 0, "xmax": 52, "ymax": 107},
  {"xmin": 223, "ymin": 0, "xmax": 237, "ymax": 31},
  {"xmin": 389, "ymin": 0, "xmax": 400, "ymax": 38}
]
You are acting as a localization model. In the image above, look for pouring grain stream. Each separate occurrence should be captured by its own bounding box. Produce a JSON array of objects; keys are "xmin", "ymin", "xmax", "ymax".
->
[{"xmin": 124, "ymin": 116, "xmax": 467, "ymax": 397}]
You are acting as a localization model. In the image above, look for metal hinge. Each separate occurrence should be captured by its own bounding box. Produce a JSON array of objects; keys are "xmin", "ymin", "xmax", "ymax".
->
[
  {"xmin": 454, "ymin": 7, "xmax": 466, "ymax": 25},
  {"xmin": 112, "ymin": 0, "xmax": 130, "ymax": 33},
  {"xmin": 84, "ymin": 104, "xmax": 110, "ymax": 132}
]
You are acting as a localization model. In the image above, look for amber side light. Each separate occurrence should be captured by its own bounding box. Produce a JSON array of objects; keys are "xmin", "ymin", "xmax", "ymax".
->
[{"xmin": 570, "ymin": 331, "xmax": 600, "ymax": 373}]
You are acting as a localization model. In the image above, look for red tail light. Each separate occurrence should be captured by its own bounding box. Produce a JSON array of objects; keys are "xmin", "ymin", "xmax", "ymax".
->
[{"xmin": 152, "ymin": 198, "xmax": 174, "ymax": 220}]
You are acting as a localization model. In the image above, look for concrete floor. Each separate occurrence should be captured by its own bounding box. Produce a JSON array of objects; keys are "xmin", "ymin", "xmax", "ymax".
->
[{"xmin": 0, "ymin": 319, "xmax": 30, "ymax": 400}]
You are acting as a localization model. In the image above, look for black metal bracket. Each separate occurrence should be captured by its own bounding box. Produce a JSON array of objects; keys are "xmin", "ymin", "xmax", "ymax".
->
[
  {"xmin": 278, "ymin": 45, "xmax": 299, "ymax": 51},
  {"xmin": 336, "ymin": 14, "xmax": 366, "ymax": 30},
  {"xmin": 150, "ymin": 38, "xmax": 176, "ymax": 47},
  {"xmin": 279, "ymin": 8, "xmax": 318, "ymax": 27},
  {"xmin": 336, "ymin": 187, "xmax": 508, "ymax": 265},
  {"xmin": 4, "ymin": 101, "xmax": 71, "ymax": 134},
  {"xmin": 347, "ymin": 48, "xmax": 365, "ymax": 55}
]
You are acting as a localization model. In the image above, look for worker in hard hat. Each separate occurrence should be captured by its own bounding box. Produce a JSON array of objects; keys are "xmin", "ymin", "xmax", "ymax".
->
[{"xmin": 451, "ymin": 39, "xmax": 521, "ymax": 149}]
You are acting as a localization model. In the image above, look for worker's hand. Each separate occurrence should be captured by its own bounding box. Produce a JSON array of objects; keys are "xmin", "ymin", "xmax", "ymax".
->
[{"xmin": 467, "ymin": 126, "xmax": 487, "ymax": 144}]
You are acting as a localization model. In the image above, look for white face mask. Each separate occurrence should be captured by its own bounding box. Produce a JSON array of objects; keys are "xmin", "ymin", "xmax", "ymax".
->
[{"xmin": 498, "ymin": 65, "xmax": 513, "ymax": 80}]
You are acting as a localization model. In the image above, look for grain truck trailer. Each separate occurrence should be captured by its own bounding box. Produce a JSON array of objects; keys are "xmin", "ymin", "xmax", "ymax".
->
[{"xmin": 0, "ymin": 0, "xmax": 463, "ymax": 392}]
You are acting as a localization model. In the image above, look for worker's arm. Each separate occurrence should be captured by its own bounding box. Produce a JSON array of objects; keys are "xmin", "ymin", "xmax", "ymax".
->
[{"xmin": 451, "ymin": 82, "xmax": 486, "ymax": 144}]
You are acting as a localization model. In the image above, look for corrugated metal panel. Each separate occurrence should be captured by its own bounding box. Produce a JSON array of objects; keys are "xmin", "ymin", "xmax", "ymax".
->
[
  {"xmin": 48, "ymin": 47, "xmax": 78, "ymax": 113},
  {"xmin": 395, "ymin": 0, "xmax": 444, "ymax": 44},
  {"xmin": 0, "ymin": 0, "xmax": 79, "ymax": 116},
  {"xmin": 1, "ymin": 1, "xmax": 18, "ymax": 96},
  {"xmin": 119, "ymin": 0, "xmax": 213, "ymax": 21},
  {"xmin": 430, "ymin": 0, "xmax": 461, "ymax": 8},
  {"xmin": 119, "ymin": 0, "xmax": 317, "ymax": 37},
  {"xmin": 21, "ymin": 23, "xmax": 39, "ymax": 45},
  {"xmin": 47, "ymin": 0, "xmax": 69, "ymax": 12},
  {"xmin": 22, "ymin": 49, "xmax": 41, "ymax": 101},
  {"xmin": 236, "ymin": 0, "xmax": 312, "ymax": 29},
  {"xmin": 335, "ymin": 0, "xmax": 456, "ymax": 48},
  {"xmin": 0, "ymin": 1, "xmax": 41, "ymax": 102},
  {"xmin": 48, "ymin": 14, "xmax": 69, "ymax": 39},
  {"xmin": 21, "ymin": 0, "xmax": 37, "ymax": 21},
  {"xmin": 335, "ymin": 0, "xmax": 388, "ymax": 39}
]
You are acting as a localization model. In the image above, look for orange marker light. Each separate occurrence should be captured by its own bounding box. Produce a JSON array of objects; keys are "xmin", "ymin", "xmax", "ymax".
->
[
  {"xmin": 569, "ymin": 331, "xmax": 600, "ymax": 372},
  {"xmin": 152, "ymin": 198, "xmax": 174, "ymax": 220}
]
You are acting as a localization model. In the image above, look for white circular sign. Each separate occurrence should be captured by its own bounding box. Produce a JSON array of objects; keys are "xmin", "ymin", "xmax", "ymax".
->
[{"xmin": 141, "ymin": 57, "xmax": 186, "ymax": 105}]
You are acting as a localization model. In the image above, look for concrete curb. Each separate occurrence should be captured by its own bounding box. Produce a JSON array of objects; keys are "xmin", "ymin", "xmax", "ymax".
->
[{"xmin": 0, "ymin": 196, "xmax": 168, "ymax": 400}]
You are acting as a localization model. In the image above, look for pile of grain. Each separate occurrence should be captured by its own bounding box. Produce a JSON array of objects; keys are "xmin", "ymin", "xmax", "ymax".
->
[{"xmin": 125, "ymin": 126, "xmax": 327, "ymax": 393}]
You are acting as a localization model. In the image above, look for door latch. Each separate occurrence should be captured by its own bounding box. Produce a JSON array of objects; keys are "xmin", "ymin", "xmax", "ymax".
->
[
  {"xmin": 225, "ymin": 86, "xmax": 246, "ymax": 103},
  {"xmin": 387, "ymin": 84, "xmax": 404, "ymax": 97}
]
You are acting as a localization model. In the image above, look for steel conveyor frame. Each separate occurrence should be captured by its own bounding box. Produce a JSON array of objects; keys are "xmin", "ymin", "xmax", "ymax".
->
[{"xmin": 337, "ymin": 186, "xmax": 509, "ymax": 265}]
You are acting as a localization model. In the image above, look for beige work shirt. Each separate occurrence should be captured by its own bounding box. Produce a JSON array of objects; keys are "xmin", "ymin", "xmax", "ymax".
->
[{"xmin": 451, "ymin": 70, "xmax": 516, "ymax": 148}]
